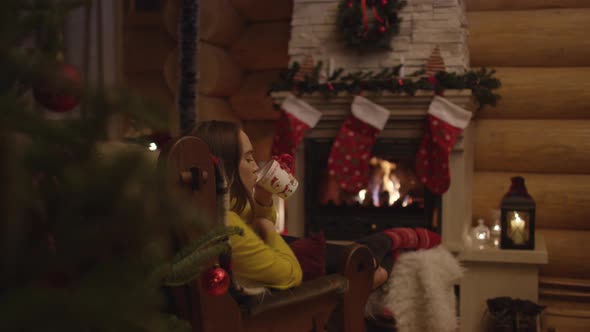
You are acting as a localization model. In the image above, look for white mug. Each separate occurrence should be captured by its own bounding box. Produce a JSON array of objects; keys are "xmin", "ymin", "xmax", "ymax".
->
[{"xmin": 256, "ymin": 159, "xmax": 299, "ymax": 200}]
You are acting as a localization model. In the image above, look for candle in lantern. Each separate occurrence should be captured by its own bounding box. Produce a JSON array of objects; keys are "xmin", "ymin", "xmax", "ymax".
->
[
  {"xmin": 509, "ymin": 212, "xmax": 526, "ymax": 245},
  {"xmin": 399, "ymin": 55, "xmax": 405, "ymax": 78}
]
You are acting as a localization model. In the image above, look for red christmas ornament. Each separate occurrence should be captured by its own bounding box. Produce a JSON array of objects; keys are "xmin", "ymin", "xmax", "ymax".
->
[
  {"xmin": 33, "ymin": 62, "xmax": 82, "ymax": 112},
  {"xmin": 201, "ymin": 266, "xmax": 230, "ymax": 296},
  {"xmin": 381, "ymin": 0, "xmax": 388, "ymax": 5},
  {"xmin": 378, "ymin": 25, "xmax": 387, "ymax": 33},
  {"xmin": 428, "ymin": 75, "xmax": 437, "ymax": 85},
  {"xmin": 347, "ymin": 1, "xmax": 353, "ymax": 8}
]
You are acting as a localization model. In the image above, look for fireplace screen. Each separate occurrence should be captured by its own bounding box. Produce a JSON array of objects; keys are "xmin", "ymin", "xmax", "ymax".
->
[{"xmin": 304, "ymin": 138, "xmax": 440, "ymax": 241}]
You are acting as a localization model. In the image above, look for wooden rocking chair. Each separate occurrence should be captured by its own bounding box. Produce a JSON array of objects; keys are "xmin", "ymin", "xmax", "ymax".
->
[{"xmin": 159, "ymin": 136, "xmax": 375, "ymax": 332}]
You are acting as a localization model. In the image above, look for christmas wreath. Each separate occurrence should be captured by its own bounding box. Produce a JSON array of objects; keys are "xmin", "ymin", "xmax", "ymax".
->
[{"xmin": 337, "ymin": 0, "xmax": 407, "ymax": 50}]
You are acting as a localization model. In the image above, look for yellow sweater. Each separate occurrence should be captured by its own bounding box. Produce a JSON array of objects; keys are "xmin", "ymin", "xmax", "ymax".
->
[{"xmin": 227, "ymin": 202, "xmax": 302, "ymax": 290}]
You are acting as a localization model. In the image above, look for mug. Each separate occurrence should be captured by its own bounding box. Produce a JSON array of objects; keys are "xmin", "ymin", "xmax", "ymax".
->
[{"xmin": 256, "ymin": 158, "xmax": 299, "ymax": 200}]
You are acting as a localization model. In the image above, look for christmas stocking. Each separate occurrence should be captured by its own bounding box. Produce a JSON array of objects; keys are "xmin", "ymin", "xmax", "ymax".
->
[
  {"xmin": 271, "ymin": 94, "xmax": 322, "ymax": 158},
  {"xmin": 416, "ymin": 96, "xmax": 472, "ymax": 195},
  {"xmin": 328, "ymin": 96, "xmax": 389, "ymax": 193}
]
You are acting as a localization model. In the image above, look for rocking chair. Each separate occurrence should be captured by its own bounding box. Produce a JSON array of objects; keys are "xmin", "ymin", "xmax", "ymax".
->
[{"xmin": 159, "ymin": 136, "xmax": 375, "ymax": 332}]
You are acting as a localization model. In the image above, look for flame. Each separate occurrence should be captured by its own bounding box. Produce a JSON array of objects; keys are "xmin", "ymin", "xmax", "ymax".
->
[
  {"xmin": 381, "ymin": 160, "xmax": 401, "ymax": 206},
  {"xmin": 359, "ymin": 189, "xmax": 367, "ymax": 202},
  {"xmin": 357, "ymin": 158, "xmax": 403, "ymax": 207},
  {"xmin": 513, "ymin": 212, "xmax": 524, "ymax": 226}
]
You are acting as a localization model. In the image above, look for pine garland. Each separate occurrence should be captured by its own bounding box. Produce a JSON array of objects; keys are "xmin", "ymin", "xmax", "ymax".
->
[
  {"xmin": 269, "ymin": 62, "xmax": 502, "ymax": 109},
  {"xmin": 337, "ymin": 0, "xmax": 407, "ymax": 50},
  {"xmin": 178, "ymin": 0, "xmax": 199, "ymax": 134}
]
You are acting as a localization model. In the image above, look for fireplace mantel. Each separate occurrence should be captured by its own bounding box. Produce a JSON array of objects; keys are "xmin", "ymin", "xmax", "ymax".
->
[{"xmin": 271, "ymin": 91, "xmax": 475, "ymax": 251}]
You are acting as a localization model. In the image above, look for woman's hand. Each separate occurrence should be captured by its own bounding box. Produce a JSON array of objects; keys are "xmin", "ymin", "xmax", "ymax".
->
[{"xmin": 254, "ymin": 185, "xmax": 274, "ymax": 207}]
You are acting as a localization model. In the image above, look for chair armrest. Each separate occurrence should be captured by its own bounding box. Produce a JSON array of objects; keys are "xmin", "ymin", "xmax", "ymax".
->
[
  {"xmin": 244, "ymin": 274, "xmax": 348, "ymax": 317},
  {"xmin": 338, "ymin": 243, "xmax": 375, "ymax": 287},
  {"xmin": 333, "ymin": 243, "xmax": 375, "ymax": 332}
]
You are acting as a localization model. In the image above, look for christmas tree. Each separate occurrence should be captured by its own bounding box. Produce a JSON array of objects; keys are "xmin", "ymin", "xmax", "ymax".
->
[{"xmin": 0, "ymin": 1, "xmax": 239, "ymax": 331}]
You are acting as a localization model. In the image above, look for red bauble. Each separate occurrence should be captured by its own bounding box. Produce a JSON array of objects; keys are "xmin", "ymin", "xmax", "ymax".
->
[
  {"xmin": 201, "ymin": 266, "xmax": 230, "ymax": 296},
  {"xmin": 33, "ymin": 62, "xmax": 82, "ymax": 112},
  {"xmin": 378, "ymin": 25, "xmax": 387, "ymax": 33},
  {"xmin": 428, "ymin": 75, "xmax": 438, "ymax": 85},
  {"xmin": 381, "ymin": 0, "xmax": 388, "ymax": 5},
  {"xmin": 347, "ymin": 1, "xmax": 353, "ymax": 8}
]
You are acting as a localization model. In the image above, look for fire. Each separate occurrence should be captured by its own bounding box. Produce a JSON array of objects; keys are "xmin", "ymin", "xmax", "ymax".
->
[{"xmin": 358, "ymin": 157, "xmax": 403, "ymax": 207}]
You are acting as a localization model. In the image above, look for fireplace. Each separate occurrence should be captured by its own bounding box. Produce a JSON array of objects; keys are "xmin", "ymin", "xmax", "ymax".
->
[
  {"xmin": 272, "ymin": 91, "xmax": 474, "ymax": 250},
  {"xmin": 304, "ymin": 137, "xmax": 441, "ymax": 241}
]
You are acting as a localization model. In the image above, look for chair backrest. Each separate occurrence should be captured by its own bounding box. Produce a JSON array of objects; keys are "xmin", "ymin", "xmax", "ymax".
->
[
  {"xmin": 159, "ymin": 136, "xmax": 217, "ymax": 225},
  {"xmin": 159, "ymin": 136, "xmax": 242, "ymax": 331}
]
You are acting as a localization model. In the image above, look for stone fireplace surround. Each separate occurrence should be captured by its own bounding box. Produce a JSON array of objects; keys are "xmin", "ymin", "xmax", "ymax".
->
[{"xmin": 271, "ymin": 90, "xmax": 474, "ymax": 251}]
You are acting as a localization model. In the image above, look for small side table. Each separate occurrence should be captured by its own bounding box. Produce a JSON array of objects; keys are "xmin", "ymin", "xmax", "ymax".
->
[{"xmin": 457, "ymin": 235, "xmax": 548, "ymax": 332}]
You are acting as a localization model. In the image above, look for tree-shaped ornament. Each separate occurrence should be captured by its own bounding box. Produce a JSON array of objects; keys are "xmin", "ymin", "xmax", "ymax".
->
[
  {"xmin": 425, "ymin": 46, "xmax": 446, "ymax": 77},
  {"xmin": 293, "ymin": 54, "xmax": 316, "ymax": 83}
]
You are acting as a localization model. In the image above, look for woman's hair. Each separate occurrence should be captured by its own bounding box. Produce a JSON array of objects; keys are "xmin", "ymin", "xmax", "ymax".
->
[{"xmin": 192, "ymin": 121, "xmax": 254, "ymax": 219}]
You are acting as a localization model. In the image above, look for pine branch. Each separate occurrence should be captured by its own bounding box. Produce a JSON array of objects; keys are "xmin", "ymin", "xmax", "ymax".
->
[
  {"xmin": 173, "ymin": 226, "xmax": 243, "ymax": 263},
  {"xmin": 162, "ymin": 242, "xmax": 228, "ymax": 287},
  {"xmin": 156, "ymin": 226, "xmax": 243, "ymax": 286}
]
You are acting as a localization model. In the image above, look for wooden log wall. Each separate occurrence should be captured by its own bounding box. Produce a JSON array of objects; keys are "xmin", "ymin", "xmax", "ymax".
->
[
  {"xmin": 466, "ymin": 0, "xmax": 590, "ymax": 328},
  {"xmin": 230, "ymin": 70, "xmax": 281, "ymax": 120},
  {"xmin": 122, "ymin": 1, "xmax": 175, "ymax": 117},
  {"xmin": 156, "ymin": 0, "xmax": 291, "ymax": 130},
  {"xmin": 228, "ymin": 2, "xmax": 293, "ymax": 153},
  {"xmin": 469, "ymin": 9, "xmax": 590, "ymax": 68},
  {"xmin": 230, "ymin": 0, "xmax": 293, "ymax": 22}
]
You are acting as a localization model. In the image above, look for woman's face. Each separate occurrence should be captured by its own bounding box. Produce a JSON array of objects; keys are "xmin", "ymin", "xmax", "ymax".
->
[{"xmin": 238, "ymin": 130, "xmax": 259, "ymax": 192}]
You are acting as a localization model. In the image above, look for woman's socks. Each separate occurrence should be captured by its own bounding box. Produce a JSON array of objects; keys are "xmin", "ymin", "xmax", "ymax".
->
[{"xmin": 382, "ymin": 227, "xmax": 441, "ymax": 257}]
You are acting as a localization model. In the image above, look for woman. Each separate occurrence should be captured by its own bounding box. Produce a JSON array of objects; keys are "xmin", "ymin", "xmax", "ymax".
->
[
  {"xmin": 193, "ymin": 121, "xmax": 302, "ymax": 290},
  {"xmin": 192, "ymin": 121, "xmax": 412, "ymax": 290}
]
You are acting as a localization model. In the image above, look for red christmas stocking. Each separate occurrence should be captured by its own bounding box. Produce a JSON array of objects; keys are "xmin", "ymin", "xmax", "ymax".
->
[
  {"xmin": 416, "ymin": 96, "xmax": 472, "ymax": 195},
  {"xmin": 328, "ymin": 96, "xmax": 389, "ymax": 193},
  {"xmin": 271, "ymin": 94, "xmax": 322, "ymax": 158}
]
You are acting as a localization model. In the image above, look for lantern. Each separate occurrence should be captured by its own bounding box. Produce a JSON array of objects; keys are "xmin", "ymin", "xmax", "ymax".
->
[{"xmin": 500, "ymin": 176, "xmax": 535, "ymax": 250}]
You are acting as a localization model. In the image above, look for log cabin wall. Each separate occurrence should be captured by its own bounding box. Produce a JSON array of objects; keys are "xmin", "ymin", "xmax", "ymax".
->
[
  {"xmin": 164, "ymin": 0, "xmax": 292, "ymax": 159},
  {"xmin": 228, "ymin": 0, "xmax": 293, "ymax": 163},
  {"xmin": 123, "ymin": 0, "xmax": 291, "ymax": 159},
  {"xmin": 466, "ymin": 0, "xmax": 590, "ymax": 329},
  {"xmin": 122, "ymin": 0, "xmax": 176, "ymax": 129}
]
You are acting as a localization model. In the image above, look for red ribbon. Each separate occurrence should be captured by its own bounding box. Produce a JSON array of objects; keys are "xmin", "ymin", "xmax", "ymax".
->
[{"xmin": 373, "ymin": 5, "xmax": 385, "ymax": 24}]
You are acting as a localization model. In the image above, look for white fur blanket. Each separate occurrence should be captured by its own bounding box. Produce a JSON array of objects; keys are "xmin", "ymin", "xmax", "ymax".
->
[{"xmin": 366, "ymin": 246, "xmax": 464, "ymax": 332}]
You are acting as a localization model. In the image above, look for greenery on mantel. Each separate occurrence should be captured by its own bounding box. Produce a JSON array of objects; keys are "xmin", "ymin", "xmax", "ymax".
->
[{"xmin": 269, "ymin": 62, "xmax": 502, "ymax": 109}]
